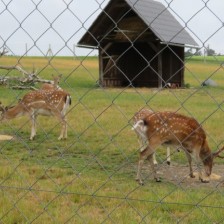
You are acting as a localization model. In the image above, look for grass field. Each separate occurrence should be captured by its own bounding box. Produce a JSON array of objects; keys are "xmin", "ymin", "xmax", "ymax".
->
[{"xmin": 0, "ymin": 55, "xmax": 224, "ymax": 223}]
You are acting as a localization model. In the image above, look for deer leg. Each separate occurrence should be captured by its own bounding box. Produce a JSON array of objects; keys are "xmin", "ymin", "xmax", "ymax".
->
[
  {"xmin": 136, "ymin": 145, "xmax": 154, "ymax": 185},
  {"xmin": 58, "ymin": 115, "xmax": 67, "ymax": 140},
  {"xmin": 58, "ymin": 120, "xmax": 65, "ymax": 140},
  {"xmin": 136, "ymin": 134, "xmax": 148, "ymax": 153},
  {"xmin": 58, "ymin": 109, "xmax": 68, "ymax": 140},
  {"xmin": 166, "ymin": 146, "xmax": 171, "ymax": 165},
  {"xmin": 147, "ymin": 153, "xmax": 160, "ymax": 182},
  {"xmin": 135, "ymin": 136, "xmax": 148, "ymax": 184},
  {"xmin": 152, "ymin": 153, "xmax": 158, "ymax": 165},
  {"xmin": 184, "ymin": 150, "xmax": 195, "ymax": 178},
  {"xmin": 137, "ymin": 137, "xmax": 143, "ymax": 152},
  {"xmin": 153, "ymin": 147, "xmax": 171, "ymax": 166},
  {"xmin": 136, "ymin": 154, "xmax": 146, "ymax": 185},
  {"xmin": 62, "ymin": 118, "xmax": 68, "ymax": 139},
  {"xmin": 136, "ymin": 142, "xmax": 160, "ymax": 185},
  {"xmin": 30, "ymin": 113, "xmax": 37, "ymax": 140},
  {"xmin": 63, "ymin": 121, "xmax": 67, "ymax": 139}
]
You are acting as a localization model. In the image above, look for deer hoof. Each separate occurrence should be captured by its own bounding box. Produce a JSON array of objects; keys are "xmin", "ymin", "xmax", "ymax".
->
[
  {"xmin": 58, "ymin": 136, "xmax": 67, "ymax": 140},
  {"xmin": 167, "ymin": 161, "xmax": 171, "ymax": 165},
  {"xmin": 155, "ymin": 177, "xmax": 161, "ymax": 182}
]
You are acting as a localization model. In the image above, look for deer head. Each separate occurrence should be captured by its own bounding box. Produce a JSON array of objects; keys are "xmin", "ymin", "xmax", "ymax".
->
[
  {"xmin": 41, "ymin": 74, "xmax": 62, "ymax": 90},
  {"xmin": 200, "ymin": 145, "xmax": 224, "ymax": 177}
]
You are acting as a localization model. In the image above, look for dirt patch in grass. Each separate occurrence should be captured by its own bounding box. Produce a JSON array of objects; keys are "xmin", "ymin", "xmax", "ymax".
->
[
  {"xmin": 0, "ymin": 134, "xmax": 14, "ymax": 141},
  {"xmin": 142, "ymin": 162, "xmax": 224, "ymax": 188}
]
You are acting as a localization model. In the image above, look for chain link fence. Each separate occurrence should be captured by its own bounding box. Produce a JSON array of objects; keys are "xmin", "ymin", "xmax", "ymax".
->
[{"xmin": 0, "ymin": 0, "xmax": 224, "ymax": 223}]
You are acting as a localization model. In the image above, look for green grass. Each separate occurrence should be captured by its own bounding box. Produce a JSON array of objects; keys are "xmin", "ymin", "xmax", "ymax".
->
[
  {"xmin": 0, "ymin": 56, "xmax": 224, "ymax": 223},
  {"xmin": 186, "ymin": 55, "xmax": 224, "ymax": 64}
]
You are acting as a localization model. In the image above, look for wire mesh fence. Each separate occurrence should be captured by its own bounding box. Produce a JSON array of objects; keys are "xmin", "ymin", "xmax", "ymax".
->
[{"xmin": 0, "ymin": 0, "xmax": 224, "ymax": 223}]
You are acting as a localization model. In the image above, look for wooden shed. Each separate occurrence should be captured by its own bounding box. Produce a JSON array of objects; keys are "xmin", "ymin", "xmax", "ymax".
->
[{"xmin": 77, "ymin": 0, "xmax": 198, "ymax": 88}]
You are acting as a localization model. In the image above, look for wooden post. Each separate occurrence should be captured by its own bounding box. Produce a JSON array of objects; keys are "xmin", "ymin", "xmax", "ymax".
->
[
  {"xmin": 158, "ymin": 46, "xmax": 163, "ymax": 88},
  {"xmin": 99, "ymin": 48, "xmax": 104, "ymax": 86}
]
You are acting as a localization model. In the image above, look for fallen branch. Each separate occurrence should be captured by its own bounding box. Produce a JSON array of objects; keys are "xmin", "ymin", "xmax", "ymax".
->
[
  {"xmin": 0, "ymin": 65, "xmax": 56, "ymax": 89},
  {"xmin": 11, "ymin": 85, "xmax": 38, "ymax": 90},
  {"xmin": 0, "ymin": 65, "xmax": 31, "ymax": 76},
  {"xmin": 0, "ymin": 50, "xmax": 56, "ymax": 89}
]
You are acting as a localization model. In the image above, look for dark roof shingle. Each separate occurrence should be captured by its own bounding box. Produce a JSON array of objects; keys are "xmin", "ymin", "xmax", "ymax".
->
[
  {"xmin": 126, "ymin": 0, "xmax": 198, "ymax": 46},
  {"xmin": 78, "ymin": 0, "xmax": 198, "ymax": 47}
]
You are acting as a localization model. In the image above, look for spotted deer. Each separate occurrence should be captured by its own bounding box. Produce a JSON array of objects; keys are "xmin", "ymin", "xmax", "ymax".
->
[
  {"xmin": 132, "ymin": 108, "xmax": 173, "ymax": 165},
  {"xmin": 0, "ymin": 88, "xmax": 71, "ymax": 140},
  {"xmin": 132, "ymin": 111, "xmax": 224, "ymax": 185},
  {"xmin": 41, "ymin": 74, "xmax": 62, "ymax": 90}
]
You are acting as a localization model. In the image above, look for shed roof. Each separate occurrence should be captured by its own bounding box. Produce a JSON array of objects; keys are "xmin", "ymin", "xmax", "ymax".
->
[{"xmin": 78, "ymin": 0, "xmax": 198, "ymax": 47}]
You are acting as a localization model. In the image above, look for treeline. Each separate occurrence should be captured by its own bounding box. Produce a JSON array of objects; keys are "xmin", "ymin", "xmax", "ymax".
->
[{"xmin": 185, "ymin": 45, "xmax": 223, "ymax": 57}]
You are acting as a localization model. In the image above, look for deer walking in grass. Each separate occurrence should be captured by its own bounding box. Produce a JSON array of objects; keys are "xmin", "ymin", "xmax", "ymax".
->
[
  {"xmin": 132, "ymin": 110, "xmax": 224, "ymax": 185},
  {"xmin": 132, "ymin": 108, "xmax": 174, "ymax": 165},
  {"xmin": 0, "ymin": 88, "xmax": 71, "ymax": 140}
]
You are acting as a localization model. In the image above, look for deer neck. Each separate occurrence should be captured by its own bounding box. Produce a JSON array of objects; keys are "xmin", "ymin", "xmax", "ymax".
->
[{"xmin": 199, "ymin": 140, "xmax": 213, "ymax": 175}]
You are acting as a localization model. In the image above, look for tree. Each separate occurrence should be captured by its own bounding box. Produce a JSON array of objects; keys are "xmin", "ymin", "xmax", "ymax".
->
[
  {"xmin": 185, "ymin": 48, "xmax": 193, "ymax": 57},
  {"xmin": 194, "ymin": 50, "xmax": 202, "ymax": 56},
  {"xmin": 206, "ymin": 45, "xmax": 216, "ymax": 56}
]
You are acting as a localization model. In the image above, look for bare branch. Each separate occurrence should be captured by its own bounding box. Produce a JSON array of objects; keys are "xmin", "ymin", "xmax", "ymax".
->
[
  {"xmin": 0, "ymin": 63, "xmax": 59, "ymax": 89},
  {"xmin": 0, "ymin": 48, "xmax": 8, "ymax": 57},
  {"xmin": 0, "ymin": 65, "xmax": 31, "ymax": 76},
  {"xmin": 11, "ymin": 85, "xmax": 38, "ymax": 90},
  {"xmin": 35, "ymin": 78, "xmax": 55, "ymax": 84}
]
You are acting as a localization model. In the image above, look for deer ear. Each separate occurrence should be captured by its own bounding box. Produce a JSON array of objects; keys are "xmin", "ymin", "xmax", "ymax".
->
[{"xmin": 213, "ymin": 146, "xmax": 224, "ymax": 158}]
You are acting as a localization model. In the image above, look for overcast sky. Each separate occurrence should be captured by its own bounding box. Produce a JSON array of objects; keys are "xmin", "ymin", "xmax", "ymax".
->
[{"xmin": 0, "ymin": 0, "xmax": 224, "ymax": 56}]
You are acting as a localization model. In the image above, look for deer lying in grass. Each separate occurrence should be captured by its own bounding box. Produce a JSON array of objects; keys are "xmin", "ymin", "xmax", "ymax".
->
[
  {"xmin": 132, "ymin": 108, "xmax": 174, "ymax": 165},
  {"xmin": 132, "ymin": 110, "xmax": 224, "ymax": 185},
  {"xmin": 41, "ymin": 74, "xmax": 62, "ymax": 90},
  {"xmin": 0, "ymin": 88, "xmax": 71, "ymax": 140}
]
